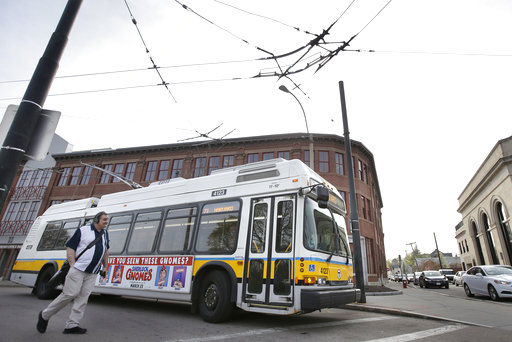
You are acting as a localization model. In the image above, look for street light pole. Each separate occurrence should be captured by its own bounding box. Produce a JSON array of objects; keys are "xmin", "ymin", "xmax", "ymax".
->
[{"xmin": 278, "ymin": 85, "xmax": 314, "ymax": 170}]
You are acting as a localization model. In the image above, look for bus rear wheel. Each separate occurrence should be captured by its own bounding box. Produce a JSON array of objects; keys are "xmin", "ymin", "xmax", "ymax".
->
[
  {"xmin": 199, "ymin": 270, "xmax": 233, "ymax": 323},
  {"xmin": 35, "ymin": 268, "xmax": 59, "ymax": 299}
]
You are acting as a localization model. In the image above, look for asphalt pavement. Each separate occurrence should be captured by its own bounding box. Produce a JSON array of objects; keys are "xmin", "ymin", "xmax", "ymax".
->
[
  {"xmin": 345, "ymin": 280, "xmax": 512, "ymax": 330},
  {"xmin": 2, "ymin": 278, "xmax": 511, "ymax": 330}
]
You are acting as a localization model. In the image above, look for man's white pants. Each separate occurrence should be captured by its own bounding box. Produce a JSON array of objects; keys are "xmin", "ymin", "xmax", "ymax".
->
[{"xmin": 41, "ymin": 266, "xmax": 97, "ymax": 329}]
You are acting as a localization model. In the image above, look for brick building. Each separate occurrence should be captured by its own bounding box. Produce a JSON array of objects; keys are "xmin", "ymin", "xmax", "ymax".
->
[
  {"xmin": 0, "ymin": 134, "xmax": 71, "ymax": 280},
  {"xmin": 2, "ymin": 132, "xmax": 386, "ymax": 284}
]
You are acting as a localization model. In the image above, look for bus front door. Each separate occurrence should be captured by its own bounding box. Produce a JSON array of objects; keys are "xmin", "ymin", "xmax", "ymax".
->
[{"xmin": 244, "ymin": 195, "xmax": 295, "ymax": 307}]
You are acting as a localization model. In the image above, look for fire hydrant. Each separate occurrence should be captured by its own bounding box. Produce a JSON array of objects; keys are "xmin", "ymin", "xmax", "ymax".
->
[{"xmin": 402, "ymin": 279, "xmax": 407, "ymax": 288}]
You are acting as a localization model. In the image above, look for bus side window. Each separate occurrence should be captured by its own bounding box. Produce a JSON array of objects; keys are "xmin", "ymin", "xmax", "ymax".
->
[
  {"xmin": 159, "ymin": 207, "xmax": 197, "ymax": 253},
  {"xmin": 196, "ymin": 201, "xmax": 240, "ymax": 254},
  {"xmin": 108, "ymin": 215, "xmax": 133, "ymax": 254},
  {"xmin": 54, "ymin": 221, "xmax": 81, "ymax": 249},
  {"xmin": 128, "ymin": 211, "xmax": 162, "ymax": 254},
  {"xmin": 38, "ymin": 222, "xmax": 62, "ymax": 250}
]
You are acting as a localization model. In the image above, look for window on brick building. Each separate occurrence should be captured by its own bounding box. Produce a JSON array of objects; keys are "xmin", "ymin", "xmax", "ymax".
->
[
  {"xmin": 263, "ymin": 152, "xmax": 274, "ymax": 161},
  {"xmin": 208, "ymin": 157, "xmax": 220, "ymax": 175},
  {"xmin": 223, "ymin": 155, "xmax": 234, "ymax": 168},
  {"xmin": 304, "ymin": 150, "xmax": 310, "ymax": 167},
  {"xmin": 366, "ymin": 238, "xmax": 375, "ymax": 274},
  {"xmin": 194, "ymin": 157, "xmax": 207, "ymax": 177},
  {"xmin": 278, "ymin": 151, "xmax": 290, "ymax": 160},
  {"xmin": 26, "ymin": 201, "xmax": 41, "ymax": 221},
  {"xmin": 363, "ymin": 163, "xmax": 369, "ymax": 184},
  {"xmin": 125, "ymin": 163, "xmax": 136, "ymax": 180},
  {"xmin": 358, "ymin": 159, "xmax": 364, "ymax": 180},
  {"xmin": 80, "ymin": 166, "xmax": 92, "ymax": 185},
  {"xmin": 335, "ymin": 153, "xmax": 344, "ymax": 175},
  {"xmin": 171, "ymin": 159, "xmax": 183, "ymax": 178},
  {"xmin": 247, "ymin": 153, "xmax": 259, "ymax": 163},
  {"xmin": 39, "ymin": 169, "xmax": 51, "ymax": 186},
  {"xmin": 112, "ymin": 163, "xmax": 126, "ymax": 183},
  {"xmin": 158, "ymin": 160, "xmax": 170, "ymax": 180},
  {"xmin": 17, "ymin": 171, "xmax": 31, "ymax": 187},
  {"xmin": 27, "ymin": 170, "xmax": 40, "ymax": 187},
  {"xmin": 69, "ymin": 167, "xmax": 82, "ymax": 185},
  {"xmin": 58, "ymin": 168, "xmax": 71, "ymax": 186},
  {"xmin": 361, "ymin": 195, "xmax": 367, "ymax": 219},
  {"xmin": 319, "ymin": 151, "xmax": 329, "ymax": 172},
  {"xmin": 100, "ymin": 164, "xmax": 113, "ymax": 184},
  {"xmin": 366, "ymin": 198, "xmax": 372, "ymax": 221},
  {"xmin": 144, "ymin": 161, "xmax": 158, "ymax": 182}
]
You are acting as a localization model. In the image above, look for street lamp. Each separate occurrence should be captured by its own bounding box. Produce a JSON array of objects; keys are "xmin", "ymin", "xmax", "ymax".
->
[{"xmin": 278, "ymin": 85, "xmax": 314, "ymax": 170}]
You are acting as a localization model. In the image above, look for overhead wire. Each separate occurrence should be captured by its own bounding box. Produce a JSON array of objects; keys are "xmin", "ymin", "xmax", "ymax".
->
[
  {"xmin": 212, "ymin": 0, "xmax": 317, "ymax": 36},
  {"xmin": 123, "ymin": 0, "xmax": 177, "ymax": 102}
]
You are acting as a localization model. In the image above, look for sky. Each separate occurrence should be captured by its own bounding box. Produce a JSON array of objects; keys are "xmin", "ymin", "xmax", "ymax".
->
[{"xmin": 1, "ymin": 0, "xmax": 511, "ymax": 260}]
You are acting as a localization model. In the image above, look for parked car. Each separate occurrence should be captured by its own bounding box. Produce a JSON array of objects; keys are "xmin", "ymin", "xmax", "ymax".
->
[
  {"xmin": 454, "ymin": 271, "xmax": 466, "ymax": 286},
  {"xmin": 439, "ymin": 269, "xmax": 455, "ymax": 283},
  {"xmin": 413, "ymin": 272, "xmax": 422, "ymax": 285},
  {"xmin": 419, "ymin": 270, "xmax": 449, "ymax": 288},
  {"xmin": 393, "ymin": 273, "xmax": 404, "ymax": 282},
  {"xmin": 462, "ymin": 265, "xmax": 512, "ymax": 301},
  {"xmin": 406, "ymin": 274, "xmax": 414, "ymax": 283}
]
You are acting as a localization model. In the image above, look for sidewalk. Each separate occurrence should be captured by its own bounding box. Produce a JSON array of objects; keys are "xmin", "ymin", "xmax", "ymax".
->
[{"xmin": 344, "ymin": 280, "xmax": 512, "ymax": 330}]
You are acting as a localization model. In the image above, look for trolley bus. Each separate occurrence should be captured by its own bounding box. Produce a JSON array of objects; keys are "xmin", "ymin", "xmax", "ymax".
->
[{"xmin": 11, "ymin": 158, "xmax": 360, "ymax": 322}]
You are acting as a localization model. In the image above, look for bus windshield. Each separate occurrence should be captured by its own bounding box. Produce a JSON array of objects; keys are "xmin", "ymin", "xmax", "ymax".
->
[{"xmin": 304, "ymin": 197, "xmax": 351, "ymax": 257}]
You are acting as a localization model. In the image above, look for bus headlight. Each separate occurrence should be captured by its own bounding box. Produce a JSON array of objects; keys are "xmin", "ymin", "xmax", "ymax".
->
[{"xmin": 317, "ymin": 278, "xmax": 326, "ymax": 285}]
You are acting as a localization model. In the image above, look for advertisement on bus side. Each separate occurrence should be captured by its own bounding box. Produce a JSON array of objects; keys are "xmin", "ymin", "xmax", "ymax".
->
[{"xmin": 97, "ymin": 255, "xmax": 193, "ymax": 293}]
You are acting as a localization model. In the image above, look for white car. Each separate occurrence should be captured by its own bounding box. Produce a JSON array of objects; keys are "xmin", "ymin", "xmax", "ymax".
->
[
  {"xmin": 454, "ymin": 271, "xmax": 466, "ymax": 286},
  {"xmin": 462, "ymin": 265, "xmax": 512, "ymax": 301}
]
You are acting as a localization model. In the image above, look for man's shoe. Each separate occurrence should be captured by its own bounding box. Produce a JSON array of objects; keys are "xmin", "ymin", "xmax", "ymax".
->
[
  {"xmin": 63, "ymin": 326, "xmax": 87, "ymax": 334},
  {"xmin": 36, "ymin": 311, "xmax": 48, "ymax": 333}
]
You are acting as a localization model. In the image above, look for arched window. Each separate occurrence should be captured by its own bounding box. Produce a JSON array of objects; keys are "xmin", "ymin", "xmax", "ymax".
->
[
  {"xmin": 482, "ymin": 213, "xmax": 499, "ymax": 264},
  {"xmin": 496, "ymin": 202, "xmax": 512, "ymax": 264},
  {"xmin": 471, "ymin": 221, "xmax": 485, "ymax": 265}
]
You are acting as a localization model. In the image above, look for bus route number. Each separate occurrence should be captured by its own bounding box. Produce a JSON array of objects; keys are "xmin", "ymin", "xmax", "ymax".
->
[{"xmin": 211, "ymin": 189, "xmax": 227, "ymax": 197}]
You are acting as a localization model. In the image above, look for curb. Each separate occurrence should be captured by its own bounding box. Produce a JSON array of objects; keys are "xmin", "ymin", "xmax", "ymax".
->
[
  {"xmin": 341, "ymin": 303, "xmax": 492, "ymax": 328},
  {"xmin": 365, "ymin": 290, "xmax": 402, "ymax": 296}
]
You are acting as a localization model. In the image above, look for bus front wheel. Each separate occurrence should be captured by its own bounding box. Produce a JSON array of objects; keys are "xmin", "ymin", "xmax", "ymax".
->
[
  {"xmin": 35, "ymin": 268, "xmax": 59, "ymax": 299},
  {"xmin": 199, "ymin": 270, "xmax": 233, "ymax": 323}
]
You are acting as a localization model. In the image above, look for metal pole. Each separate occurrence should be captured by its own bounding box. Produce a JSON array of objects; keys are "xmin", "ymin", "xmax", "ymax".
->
[
  {"xmin": 433, "ymin": 232, "xmax": 443, "ymax": 269},
  {"xmin": 278, "ymin": 85, "xmax": 314, "ymax": 170},
  {"xmin": 0, "ymin": 0, "xmax": 83, "ymax": 213},
  {"xmin": 338, "ymin": 81, "xmax": 366, "ymax": 303}
]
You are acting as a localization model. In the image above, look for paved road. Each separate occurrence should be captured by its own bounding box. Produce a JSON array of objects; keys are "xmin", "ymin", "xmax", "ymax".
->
[
  {"xmin": 347, "ymin": 280, "xmax": 512, "ymax": 330},
  {"xmin": 1, "ymin": 280, "xmax": 511, "ymax": 341}
]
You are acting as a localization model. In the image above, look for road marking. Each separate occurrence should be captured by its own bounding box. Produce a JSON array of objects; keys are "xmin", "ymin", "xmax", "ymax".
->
[
  {"xmin": 363, "ymin": 324, "xmax": 466, "ymax": 342},
  {"xmin": 166, "ymin": 316, "xmax": 396, "ymax": 342}
]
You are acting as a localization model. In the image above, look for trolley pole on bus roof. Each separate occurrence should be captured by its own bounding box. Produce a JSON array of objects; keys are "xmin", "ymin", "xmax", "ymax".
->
[
  {"xmin": 338, "ymin": 81, "xmax": 366, "ymax": 303},
  {"xmin": 0, "ymin": 0, "xmax": 83, "ymax": 213}
]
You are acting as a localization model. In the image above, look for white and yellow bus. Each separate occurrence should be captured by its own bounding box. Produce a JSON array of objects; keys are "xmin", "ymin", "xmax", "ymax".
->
[{"xmin": 11, "ymin": 158, "xmax": 360, "ymax": 322}]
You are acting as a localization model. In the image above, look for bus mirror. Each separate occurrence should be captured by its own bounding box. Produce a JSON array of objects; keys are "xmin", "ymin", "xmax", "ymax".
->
[{"xmin": 316, "ymin": 186, "xmax": 329, "ymax": 208}]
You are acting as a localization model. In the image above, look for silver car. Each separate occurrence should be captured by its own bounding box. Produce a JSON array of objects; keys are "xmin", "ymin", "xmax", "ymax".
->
[
  {"xmin": 462, "ymin": 265, "xmax": 512, "ymax": 301},
  {"xmin": 454, "ymin": 271, "xmax": 465, "ymax": 286}
]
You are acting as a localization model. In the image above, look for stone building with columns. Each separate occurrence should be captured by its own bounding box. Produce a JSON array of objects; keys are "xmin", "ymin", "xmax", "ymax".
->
[{"xmin": 456, "ymin": 135, "xmax": 512, "ymax": 270}]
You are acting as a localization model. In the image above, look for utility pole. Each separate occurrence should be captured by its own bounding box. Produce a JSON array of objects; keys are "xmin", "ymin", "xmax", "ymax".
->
[
  {"xmin": 0, "ymin": 0, "xmax": 83, "ymax": 213},
  {"xmin": 338, "ymin": 81, "xmax": 366, "ymax": 303},
  {"xmin": 433, "ymin": 233, "xmax": 443, "ymax": 269},
  {"xmin": 406, "ymin": 242, "xmax": 420, "ymax": 271}
]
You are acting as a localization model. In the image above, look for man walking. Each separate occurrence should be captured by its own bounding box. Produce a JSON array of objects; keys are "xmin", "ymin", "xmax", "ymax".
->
[{"xmin": 37, "ymin": 211, "xmax": 110, "ymax": 334}]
